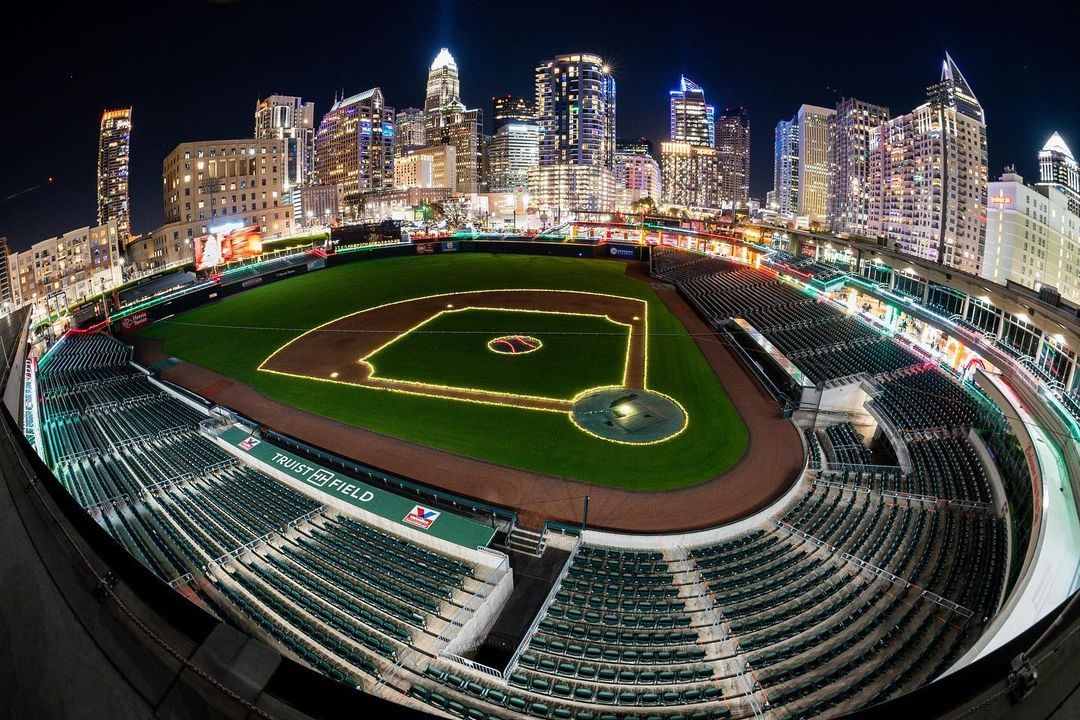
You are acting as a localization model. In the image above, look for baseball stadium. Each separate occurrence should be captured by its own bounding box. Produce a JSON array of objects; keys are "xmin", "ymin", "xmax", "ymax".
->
[{"xmin": 3, "ymin": 228, "xmax": 1080, "ymax": 720}]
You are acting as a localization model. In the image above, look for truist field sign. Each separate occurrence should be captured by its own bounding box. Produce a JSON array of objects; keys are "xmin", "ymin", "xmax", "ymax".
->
[{"xmin": 219, "ymin": 426, "xmax": 494, "ymax": 548}]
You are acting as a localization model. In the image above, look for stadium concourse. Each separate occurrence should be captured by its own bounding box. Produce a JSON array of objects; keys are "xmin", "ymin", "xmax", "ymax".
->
[{"xmin": 6, "ymin": 243, "xmax": 1069, "ymax": 720}]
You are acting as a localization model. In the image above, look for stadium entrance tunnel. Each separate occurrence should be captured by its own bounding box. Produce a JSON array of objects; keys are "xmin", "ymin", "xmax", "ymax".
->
[{"xmin": 570, "ymin": 387, "xmax": 687, "ymax": 444}]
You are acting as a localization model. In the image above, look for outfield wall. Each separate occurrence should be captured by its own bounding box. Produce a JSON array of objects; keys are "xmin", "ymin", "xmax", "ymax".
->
[{"xmin": 108, "ymin": 239, "xmax": 646, "ymax": 337}]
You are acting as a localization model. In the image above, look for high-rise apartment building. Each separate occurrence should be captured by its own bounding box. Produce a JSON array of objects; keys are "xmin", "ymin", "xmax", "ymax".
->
[
  {"xmin": 314, "ymin": 88, "xmax": 395, "ymax": 218},
  {"xmin": 796, "ymin": 105, "xmax": 835, "ymax": 220},
  {"xmin": 531, "ymin": 53, "xmax": 617, "ymax": 214},
  {"xmin": 660, "ymin": 142, "xmax": 721, "ymax": 209},
  {"xmin": 394, "ymin": 108, "xmax": 426, "ymax": 156},
  {"xmin": 772, "ymin": 119, "xmax": 798, "ymax": 217},
  {"xmin": 716, "ymin": 107, "xmax": 750, "ymax": 210},
  {"xmin": 827, "ymin": 98, "xmax": 890, "ymax": 235},
  {"xmin": 614, "ymin": 148, "xmax": 661, "ymax": 211},
  {"xmin": 0, "ymin": 237, "xmax": 12, "ymax": 311},
  {"xmin": 669, "ymin": 76, "xmax": 715, "ymax": 148},
  {"xmin": 97, "ymin": 108, "xmax": 132, "ymax": 243},
  {"xmin": 254, "ymin": 95, "xmax": 315, "ymax": 188},
  {"xmin": 423, "ymin": 49, "xmax": 483, "ymax": 193},
  {"xmin": 984, "ymin": 170, "xmax": 1080, "ymax": 302},
  {"xmin": 6, "ymin": 220, "xmax": 121, "ymax": 316},
  {"xmin": 1037, "ymin": 132, "xmax": 1080, "ymax": 216},
  {"xmin": 869, "ymin": 55, "xmax": 987, "ymax": 274}
]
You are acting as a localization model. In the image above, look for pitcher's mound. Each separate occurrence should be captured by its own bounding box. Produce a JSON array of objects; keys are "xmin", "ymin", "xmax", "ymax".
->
[{"xmin": 570, "ymin": 387, "xmax": 687, "ymax": 444}]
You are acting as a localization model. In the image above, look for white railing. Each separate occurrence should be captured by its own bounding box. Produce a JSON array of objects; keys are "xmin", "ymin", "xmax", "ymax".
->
[
  {"xmin": 501, "ymin": 535, "xmax": 583, "ymax": 680},
  {"xmin": 442, "ymin": 652, "xmax": 502, "ymax": 679},
  {"xmin": 683, "ymin": 549, "xmax": 768, "ymax": 719},
  {"xmin": 208, "ymin": 532, "xmax": 273, "ymax": 568},
  {"xmin": 775, "ymin": 519, "xmax": 975, "ymax": 619},
  {"xmin": 881, "ymin": 490, "xmax": 992, "ymax": 513}
]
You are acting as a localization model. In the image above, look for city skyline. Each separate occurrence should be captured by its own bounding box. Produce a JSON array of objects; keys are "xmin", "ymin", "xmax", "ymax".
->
[{"xmin": 2, "ymin": 1, "xmax": 1078, "ymax": 249}]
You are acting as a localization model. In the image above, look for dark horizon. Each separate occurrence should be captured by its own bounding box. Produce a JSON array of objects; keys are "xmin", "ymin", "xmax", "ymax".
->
[{"xmin": 2, "ymin": 0, "xmax": 1077, "ymax": 251}]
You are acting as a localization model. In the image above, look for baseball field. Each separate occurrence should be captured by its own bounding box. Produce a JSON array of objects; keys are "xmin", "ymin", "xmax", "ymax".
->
[{"xmin": 136, "ymin": 253, "xmax": 749, "ymax": 490}]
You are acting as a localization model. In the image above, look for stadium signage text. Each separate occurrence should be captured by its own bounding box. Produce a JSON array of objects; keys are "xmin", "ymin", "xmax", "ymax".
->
[
  {"xmin": 118, "ymin": 311, "xmax": 149, "ymax": 334},
  {"xmin": 268, "ymin": 451, "xmax": 375, "ymax": 502},
  {"xmin": 220, "ymin": 427, "xmax": 495, "ymax": 548}
]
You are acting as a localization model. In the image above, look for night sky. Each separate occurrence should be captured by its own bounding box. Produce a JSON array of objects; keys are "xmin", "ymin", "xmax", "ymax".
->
[{"xmin": 3, "ymin": 0, "xmax": 1077, "ymax": 251}]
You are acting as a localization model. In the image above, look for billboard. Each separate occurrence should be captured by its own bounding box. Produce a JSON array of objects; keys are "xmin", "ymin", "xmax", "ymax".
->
[{"xmin": 194, "ymin": 225, "xmax": 263, "ymax": 271}]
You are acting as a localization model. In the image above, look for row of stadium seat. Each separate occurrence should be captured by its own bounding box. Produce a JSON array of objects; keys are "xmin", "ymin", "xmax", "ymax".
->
[{"xmin": 36, "ymin": 331, "xmax": 487, "ymax": 697}]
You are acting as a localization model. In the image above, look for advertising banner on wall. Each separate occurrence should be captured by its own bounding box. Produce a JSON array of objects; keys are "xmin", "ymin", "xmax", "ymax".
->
[{"xmin": 117, "ymin": 310, "xmax": 149, "ymax": 334}]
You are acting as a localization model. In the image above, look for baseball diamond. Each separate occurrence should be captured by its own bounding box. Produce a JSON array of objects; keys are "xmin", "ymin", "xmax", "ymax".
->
[{"xmin": 134, "ymin": 253, "xmax": 754, "ymax": 494}]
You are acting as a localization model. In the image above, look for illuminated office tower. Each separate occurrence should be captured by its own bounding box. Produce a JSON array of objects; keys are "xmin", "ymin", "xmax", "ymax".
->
[
  {"xmin": 1037, "ymin": 132, "xmax": 1080, "ymax": 215},
  {"xmin": 423, "ymin": 48, "xmax": 483, "ymax": 193},
  {"xmin": 827, "ymin": 97, "xmax": 890, "ymax": 235},
  {"xmin": 869, "ymin": 54, "xmax": 987, "ymax": 274},
  {"xmin": 716, "ymin": 107, "xmax": 750, "ymax": 210},
  {"xmin": 530, "ymin": 53, "xmax": 616, "ymax": 213},
  {"xmin": 796, "ymin": 104, "xmax": 835, "ymax": 221},
  {"xmin": 314, "ymin": 88, "xmax": 395, "ymax": 218},
  {"xmin": 97, "ymin": 108, "xmax": 132, "ymax": 243},
  {"xmin": 254, "ymin": 95, "xmax": 315, "ymax": 187},
  {"xmin": 669, "ymin": 76, "xmax": 715, "ymax": 147},
  {"xmin": 492, "ymin": 95, "xmax": 536, "ymax": 130},
  {"xmin": 772, "ymin": 118, "xmax": 798, "ymax": 217},
  {"xmin": 425, "ymin": 47, "xmax": 461, "ymax": 114},
  {"xmin": 394, "ymin": 108, "xmax": 426, "ymax": 156}
]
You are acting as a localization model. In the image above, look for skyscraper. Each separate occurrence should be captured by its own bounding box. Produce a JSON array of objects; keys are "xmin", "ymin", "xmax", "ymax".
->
[
  {"xmin": 492, "ymin": 95, "xmax": 536, "ymax": 130},
  {"xmin": 669, "ymin": 76, "xmax": 715, "ymax": 148},
  {"xmin": 827, "ymin": 98, "xmax": 890, "ymax": 235},
  {"xmin": 869, "ymin": 54, "xmax": 987, "ymax": 274},
  {"xmin": 254, "ymin": 95, "xmax": 316, "ymax": 188},
  {"xmin": 796, "ymin": 104, "xmax": 835, "ymax": 220},
  {"xmin": 0, "ymin": 236, "xmax": 12, "ymax": 311},
  {"xmin": 531, "ymin": 53, "xmax": 617, "ymax": 214},
  {"xmin": 772, "ymin": 118, "xmax": 798, "ymax": 217},
  {"xmin": 423, "ymin": 49, "xmax": 483, "ymax": 193},
  {"xmin": 97, "ymin": 108, "xmax": 132, "ymax": 243},
  {"xmin": 1037, "ymin": 132, "xmax": 1080, "ymax": 215},
  {"xmin": 314, "ymin": 88, "xmax": 395, "ymax": 219},
  {"xmin": 662, "ymin": 77, "xmax": 722, "ymax": 210},
  {"xmin": 487, "ymin": 96, "xmax": 538, "ymax": 193},
  {"xmin": 424, "ymin": 48, "xmax": 461, "ymax": 114},
  {"xmin": 394, "ymin": 108, "xmax": 426, "ymax": 156},
  {"xmin": 716, "ymin": 107, "xmax": 750, "ymax": 210}
]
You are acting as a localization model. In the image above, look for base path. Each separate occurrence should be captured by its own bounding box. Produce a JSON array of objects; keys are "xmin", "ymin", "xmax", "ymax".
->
[{"xmin": 133, "ymin": 262, "xmax": 803, "ymax": 533}]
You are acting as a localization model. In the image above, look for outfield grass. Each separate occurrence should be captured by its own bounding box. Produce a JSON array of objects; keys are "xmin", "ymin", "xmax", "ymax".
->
[
  {"xmin": 366, "ymin": 308, "xmax": 629, "ymax": 400},
  {"xmin": 137, "ymin": 254, "xmax": 749, "ymax": 490}
]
